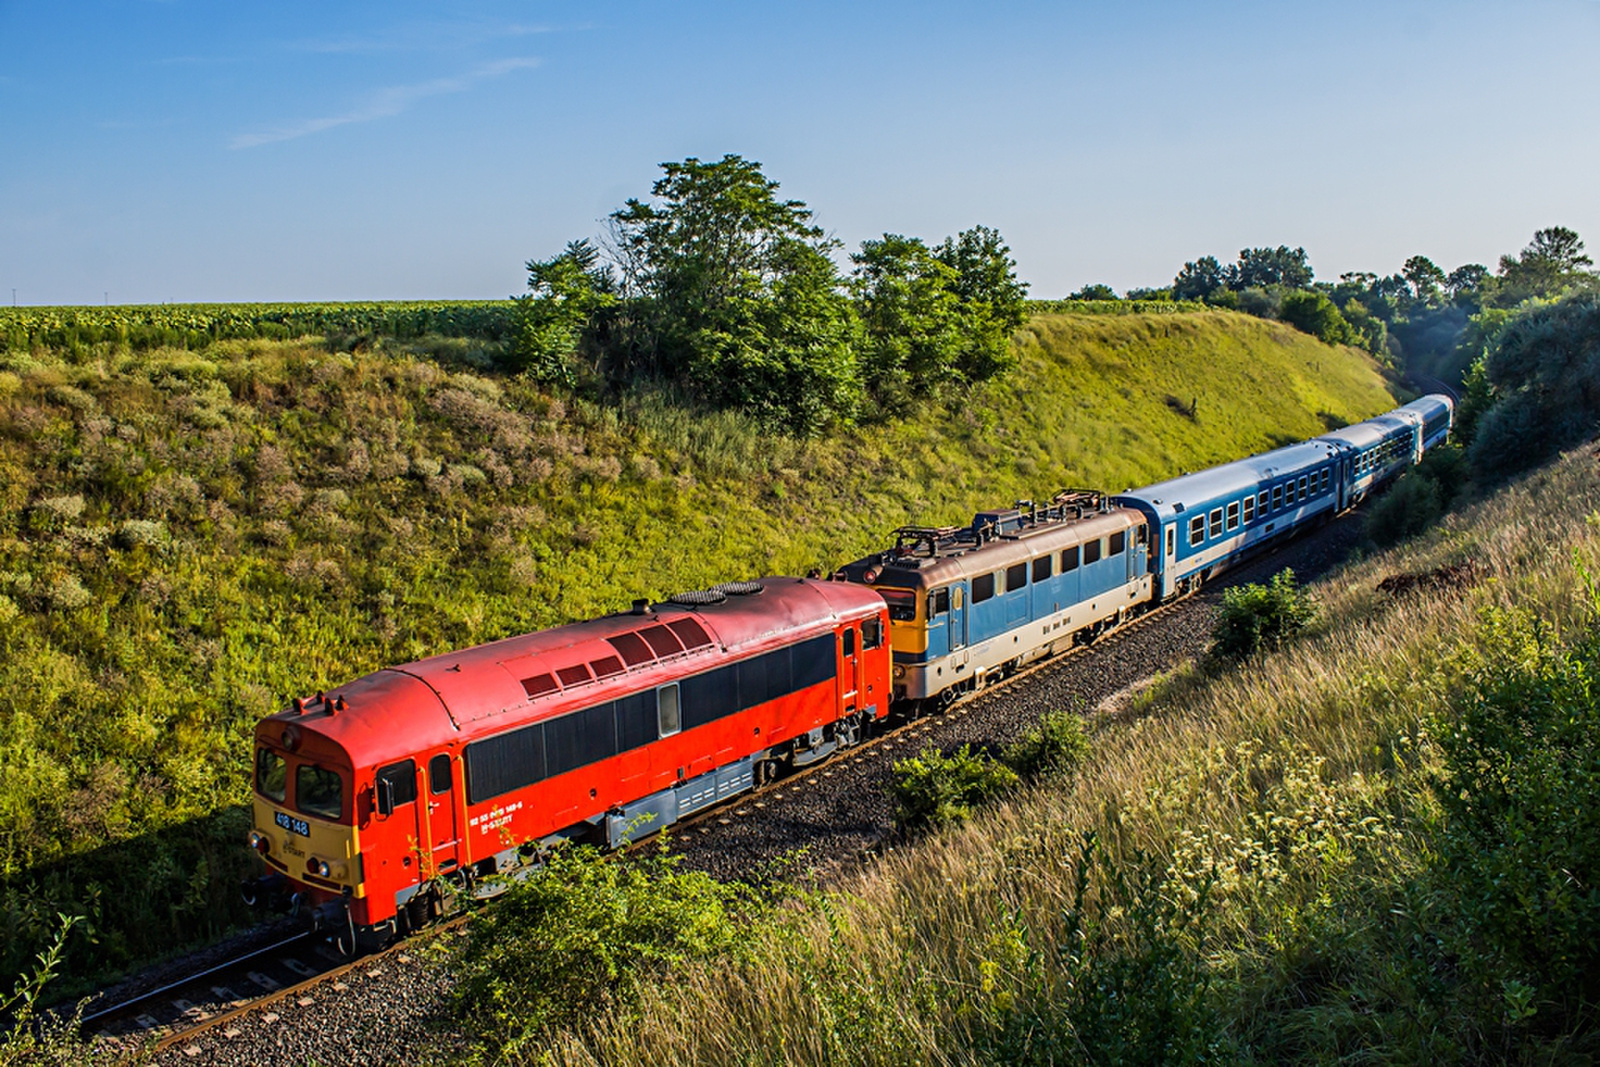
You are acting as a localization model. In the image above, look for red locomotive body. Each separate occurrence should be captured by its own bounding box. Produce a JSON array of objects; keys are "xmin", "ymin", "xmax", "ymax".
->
[{"xmin": 246, "ymin": 578, "xmax": 890, "ymax": 950}]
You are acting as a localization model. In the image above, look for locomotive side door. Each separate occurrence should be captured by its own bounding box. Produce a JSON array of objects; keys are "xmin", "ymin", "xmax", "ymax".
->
[
  {"xmin": 839, "ymin": 625, "xmax": 859, "ymax": 711},
  {"xmin": 948, "ymin": 584, "xmax": 968, "ymax": 656},
  {"xmin": 425, "ymin": 753, "xmax": 461, "ymax": 877}
]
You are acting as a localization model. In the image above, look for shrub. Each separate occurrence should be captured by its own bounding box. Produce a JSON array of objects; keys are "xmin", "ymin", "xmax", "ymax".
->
[
  {"xmin": 453, "ymin": 844, "xmax": 746, "ymax": 1056},
  {"xmin": 1365, "ymin": 470, "xmax": 1443, "ymax": 547},
  {"xmin": 1001, "ymin": 710, "xmax": 1091, "ymax": 780},
  {"xmin": 1279, "ymin": 289, "xmax": 1355, "ymax": 346},
  {"xmin": 1211, "ymin": 568, "xmax": 1316, "ymax": 659},
  {"xmin": 889, "ymin": 744, "xmax": 1019, "ymax": 830}
]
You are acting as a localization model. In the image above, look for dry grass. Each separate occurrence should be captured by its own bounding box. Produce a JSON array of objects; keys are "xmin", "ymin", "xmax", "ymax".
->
[{"xmin": 482, "ymin": 446, "xmax": 1600, "ymax": 1065}]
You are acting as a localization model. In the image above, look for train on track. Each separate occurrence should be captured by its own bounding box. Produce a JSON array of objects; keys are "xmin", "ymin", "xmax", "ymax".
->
[{"xmin": 244, "ymin": 394, "xmax": 1453, "ymax": 952}]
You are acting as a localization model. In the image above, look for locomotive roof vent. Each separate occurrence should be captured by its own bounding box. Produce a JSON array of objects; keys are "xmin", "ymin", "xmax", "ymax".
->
[
  {"xmin": 668, "ymin": 588, "xmax": 727, "ymax": 607},
  {"xmin": 710, "ymin": 580, "xmax": 764, "ymax": 596}
]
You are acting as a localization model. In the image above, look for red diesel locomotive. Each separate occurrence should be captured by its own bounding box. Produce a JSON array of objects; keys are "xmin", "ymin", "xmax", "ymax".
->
[{"xmin": 245, "ymin": 578, "xmax": 890, "ymax": 951}]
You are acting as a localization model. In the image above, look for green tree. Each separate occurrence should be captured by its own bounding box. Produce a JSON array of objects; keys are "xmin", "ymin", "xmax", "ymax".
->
[
  {"xmin": 1235, "ymin": 245, "xmax": 1312, "ymax": 289},
  {"xmin": 1172, "ymin": 255, "xmax": 1229, "ymax": 301},
  {"xmin": 1402, "ymin": 254, "xmax": 1447, "ymax": 306},
  {"xmin": 933, "ymin": 225, "xmax": 1029, "ymax": 383},
  {"xmin": 851, "ymin": 234, "xmax": 963, "ymax": 416},
  {"xmin": 1069, "ymin": 283, "xmax": 1119, "ymax": 300},
  {"xmin": 1279, "ymin": 290, "xmax": 1354, "ymax": 346},
  {"xmin": 608, "ymin": 155, "xmax": 862, "ymax": 433},
  {"xmin": 507, "ymin": 239, "xmax": 616, "ymax": 385},
  {"xmin": 1498, "ymin": 226, "xmax": 1596, "ymax": 303}
]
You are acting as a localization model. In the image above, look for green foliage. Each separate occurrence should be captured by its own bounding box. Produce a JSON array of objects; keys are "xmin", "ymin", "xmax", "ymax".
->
[
  {"xmin": 1211, "ymin": 569, "xmax": 1317, "ymax": 659},
  {"xmin": 889, "ymin": 744, "xmax": 1019, "ymax": 829},
  {"xmin": 932, "ymin": 224, "xmax": 1030, "ymax": 383},
  {"xmin": 1278, "ymin": 290, "xmax": 1354, "ymax": 346},
  {"xmin": 0, "ymin": 912, "xmax": 111, "ymax": 1066},
  {"xmin": 1364, "ymin": 469, "xmax": 1443, "ymax": 547},
  {"xmin": 1423, "ymin": 602, "xmax": 1600, "ymax": 1046},
  {"xmin": 1068, "ymin": 283, "xmax": 1119, "ymax": 301},
  {"xmin": 506, "ymin": 239, "xmax": 616, "ymax": 385},
  {"xmin": 453, "ymin": 844, "xmax": 745, "ymax": 1055},
  {"xmin": 1001, "ymin": 710, "xmax": 1091, "ymax": 780},
  {"xmin": 1468, "ymin": 292, "xmax": 1600, "ymax": 481}
]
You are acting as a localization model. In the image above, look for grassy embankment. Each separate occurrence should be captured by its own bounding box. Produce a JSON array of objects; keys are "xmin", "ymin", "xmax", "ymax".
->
[
  {"xmin": 0, "ymin": 309, "xmax": 1392, "ymax": 992},
  {"xmin": 492, "ymin": 445, "xmax": 1600, "ymax": 1064}
]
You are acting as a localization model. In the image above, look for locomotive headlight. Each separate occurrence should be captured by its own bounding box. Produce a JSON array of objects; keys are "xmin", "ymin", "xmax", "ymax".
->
[
  {"xmin": 248, "ymin": 830, "xmax": 270, "ymax": 854},
  {"xmin": 307, "ymin": 857, "xmax": 331, "ymax": 879},
  {"xmin": 893, "ymin": 665, "xmax": 906, "ymax": 679}
]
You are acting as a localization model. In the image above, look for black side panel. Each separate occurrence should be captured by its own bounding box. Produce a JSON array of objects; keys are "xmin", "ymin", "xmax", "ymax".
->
[{"xmin": 465, "ymin": 724, "xmax": 546, "ymax": 805}]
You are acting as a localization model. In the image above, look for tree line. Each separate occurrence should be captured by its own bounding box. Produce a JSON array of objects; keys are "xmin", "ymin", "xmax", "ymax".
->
[{"xmin": 508, "ymin": 155, "xmax": 1028, "ymax": 435}]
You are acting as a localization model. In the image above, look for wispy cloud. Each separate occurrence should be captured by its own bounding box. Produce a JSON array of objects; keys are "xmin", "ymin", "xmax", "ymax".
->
[
  {"xmin": 291, "ymin": 21, "xmax": 557, "ymax": 55},
  {"xmin": 230, "ymin": 56, "xmax": 539, "ymax": 149}
]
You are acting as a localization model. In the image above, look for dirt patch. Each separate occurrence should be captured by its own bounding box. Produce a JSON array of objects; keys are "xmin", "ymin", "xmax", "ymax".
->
[{"xmin": 1377, "ymin": 559, "xmax": 1483, "ymax": 597}]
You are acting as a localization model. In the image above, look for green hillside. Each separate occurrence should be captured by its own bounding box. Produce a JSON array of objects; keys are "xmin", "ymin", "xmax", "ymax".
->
[{"xmin": 0, "ymin": 309, "xmax": 1394, "ymax": 988}]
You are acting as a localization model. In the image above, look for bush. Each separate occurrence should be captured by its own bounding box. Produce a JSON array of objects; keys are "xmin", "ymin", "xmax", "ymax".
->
[
  {"xmin": 1211, "ymin": 568, "xmax": 1316, "ymax": 659},
  {"xmin": 1364, "ymin": 470, "xmax": 1443, "ymax": 547},
  {"xmin": 1279, "ymin": 289, "xmax": 1355, "ymax": 346},
  {"xmin": 889, "ymin": 744, "xmax": 1019, "ymax": 830},
  {"xmin": 1001, "ymin": 710, "xmax": 1091, "ymax": 780},
  {"xmin": 452, "ymin": 844, "xmax": 746, "ymax": 1056}
]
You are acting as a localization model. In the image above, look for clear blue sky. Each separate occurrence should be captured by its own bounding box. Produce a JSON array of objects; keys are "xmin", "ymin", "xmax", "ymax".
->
[{"xmin": 2, "ymin": 0, "xmax": 1597, "ymax": 306}]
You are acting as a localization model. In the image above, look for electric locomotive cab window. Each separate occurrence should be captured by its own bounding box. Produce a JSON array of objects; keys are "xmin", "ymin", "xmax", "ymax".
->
[
  {"xmin": 972, "ymin": 573, "xmax": 996, "ymax": 603},
  {"xmin": 1061, "ymin": 545, "xmax": 1080, "ymax": 571},
  {"xmin": 1083, "ymin": 538, "xmax": 1103, "ymax": 565},
  {"xmin": 657, "ymin": 683, "xmax": 681, "ymax": 737},
  {"xmin": 1109, "ymin": 530, "xmax": 1126, "ymax": 555},
  {"xmin": 1188, "ymin": 515, "xmax": 1205, "ymax": 545},
  {"xmin": 1209, "ymin": 508, "xmax": 1223, "ymax": 539},
  {"xmin": 880, "ymin": 588, "xmax": 917, "ymax": 622},
  {"xmin": 1243, "ymin": 496, "xmax": 1255, "ymax": 523},
  {"xmin": 256, "ymin": 748, "xmax": 287, "ymax": 803},
  {"xmin": 1005, "ymin": 563, "xmax": 1028, "ymax": 593},
  {"xmin": 862, "ymin": 616, "xmax": 883, "ymax": 650},
  {"xmin": 929, "ymin": 587, "xmax": 951, "ymax": 616},
  {"xmin": 1032, "ymin": 555, "xmax": 1053, "ymax": 583},
  {"xmin": 1226, "ymin": 502, "xmax": 1240, "ymax": 531},
  {"xmin": 296, "ymin": 765, "xmax": 344, "ymax": 821}
]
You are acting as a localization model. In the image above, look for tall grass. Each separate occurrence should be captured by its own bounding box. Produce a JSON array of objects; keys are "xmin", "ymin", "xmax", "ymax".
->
[{"xmin": 482, "ymin": 444, "xmax": 1600, "ymax": 1065}]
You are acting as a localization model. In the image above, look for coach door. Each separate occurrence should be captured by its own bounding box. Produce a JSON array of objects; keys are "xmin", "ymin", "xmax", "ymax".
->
[{"xmin": 425, "ymin": 753, "xmax": 461, "ymax": 876}]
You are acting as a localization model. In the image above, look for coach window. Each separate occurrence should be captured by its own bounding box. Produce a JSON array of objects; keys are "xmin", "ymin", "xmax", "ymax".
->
[
  {"xmin": 1226, "ymin": 502, "xmax": 1240, "ymax": 531},
  {"xmin": 1083, "ymin": 538, "xmax": 1103, "ymax": 565},
  {"xmin": 929, "ymin": 587, "xmax": 950, "ymax": 616},
  {"xmin": 862, "ymin": 616, "xmax": 883, "ymax": 650},
  {"xmin": 1322, "ymin": 469, "xmax": 1331, "ymax": 492},
  {"xmin": 1257, "ymin": 490, "xmax": 1269, "ymax": 513},
  {"xmin": 972, "ymin": 573, "xmax": 995, "ymax": 603},
  {"xmin": 1297, "ymin": 475, "xmax": 1308, "ymax": 501},
  {"xmin": 1006, "ymin": 563, "xmax": 1028, "ymax": 593},
  {"xmin": 1272, "ymin": 485, "xmax": 1284, "ymax": 510},
  {"xmin": 1033, "ymin": 555, "xmax": 1053, "ymax": 583},
  {"xmin": 1061, "ymin": 545, "xmax": 1080, "ymax": 572},
  {"xmin": 657, "ymin": 683, "xmax": 681, "ymax": 737},
  {"xmin": 1209, "ymin": 508, "xmax": 1223, "ymax": 538},
  {"xmin": 256, "ymin": 748, "xmax": 287, "ymax": 803},
  {"xmin": 297, "ymin": 764, "xmax": 344, "ymax": 821},
  {"xmin": 1109, "ymin": 530, "xmax": 1126, "ymax": 556},
  {"xmin": 1166, "ymin": 526, "xmax": 1176, "ymax": 555},
  {"xmin": 1188, "ymin": 515, "xmax": 1205, "ymax": 545},
  {"xmin": 429, "ymin": 754, "xmax": 452, "ymax": 795},
  {"xmin": 1243, "ymin": 496, "xmax": 1255, "ymax": 523}
]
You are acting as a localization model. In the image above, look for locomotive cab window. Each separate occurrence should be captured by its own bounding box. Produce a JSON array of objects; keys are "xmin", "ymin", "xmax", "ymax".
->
[
  {"xmin": 376, "ymin": 760, "xmax": 417, "ymax": 815},
  {"xmin": 862, "ymin": 616, "xmax": 883, "ymax": 650},
  {"xmin": 928, "ymin": 587, "xmax": 951, "ymax": 616},
  {"xmin": 657, "ymin": 683, "xmax": 681, "ymax": 737},
  {"xmin": 429, "ymin": 754, "xmax": 452, "ymax": 795},
  {"xmin": 880, "ymin": 588, "xmax": 916, "ymax": 622},
  {"xmin": 296, "ymin": 764, "xmax": 344, "ymax": 821},
  {"xmin": 256, "ymin": 748, "xmax": 287, "ymax": 803},
  {"xmin": 1109, "ymin": 530, "xmax": 1126, "ymax": 555},
  {"xmin": 1005, "ymin": 563, "xmax": 1028, "ymax": 592}
]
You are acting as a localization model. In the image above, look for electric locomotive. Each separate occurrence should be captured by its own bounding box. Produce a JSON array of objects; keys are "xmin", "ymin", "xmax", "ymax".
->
[{"xmin": 244, "ymin": 577, "xmax": 890, "ymax": 952}]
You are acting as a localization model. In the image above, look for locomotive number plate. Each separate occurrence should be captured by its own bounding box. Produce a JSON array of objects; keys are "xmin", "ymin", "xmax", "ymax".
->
[{"xmin": 275, "ymin": 812, "xmax": 310, "ymax": 837}]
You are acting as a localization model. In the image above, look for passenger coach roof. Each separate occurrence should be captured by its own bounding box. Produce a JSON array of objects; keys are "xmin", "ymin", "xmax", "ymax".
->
[
  {"xmin": 1315, "ymin": 411, "xmax": 1415, "ymax": 450},
  {"xmin": 265, "ymin": 578, "xmax": 879, "ymax": 764},
  {"xmin": 1115, "ymin": 438, "xmax": 1344, "ymax": 522}
]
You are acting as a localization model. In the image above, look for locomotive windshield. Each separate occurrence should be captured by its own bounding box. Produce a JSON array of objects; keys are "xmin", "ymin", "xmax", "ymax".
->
[
  {"xmin": 879, "ymin": 589, "xmax": 917, "ymax": 622},
  {"xmin": 296, "ymin": 765, "xmax": 345, "ymax": 820},
  {"xmin": 255, "ymin": 748, "xmax": 287, "ymax": 803}
]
